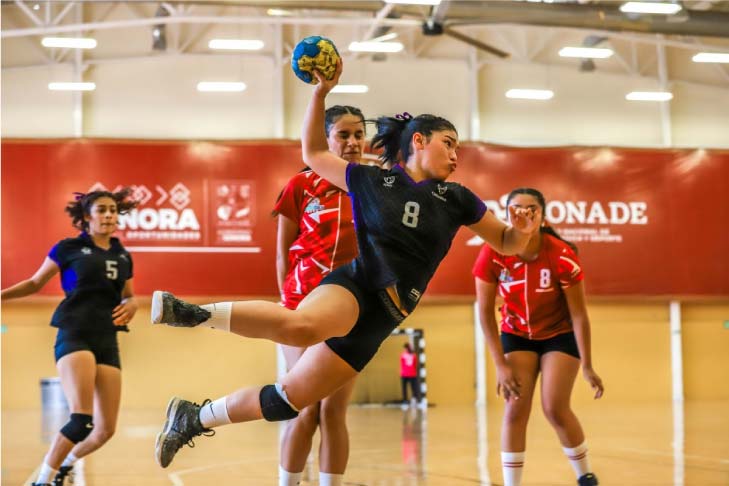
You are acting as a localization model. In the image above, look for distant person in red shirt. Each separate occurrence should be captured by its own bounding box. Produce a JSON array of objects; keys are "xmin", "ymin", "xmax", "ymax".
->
[
  {"xmin": 399, "ymin": 343, "xmax": 420, "ymax": 404},
  {"xmin": 272, "ymin": 105, "xmax": 367, "ymax": 486},
  {"xmin": 473, "ymin": 188, "xmax": 604, "ymax": 486}
]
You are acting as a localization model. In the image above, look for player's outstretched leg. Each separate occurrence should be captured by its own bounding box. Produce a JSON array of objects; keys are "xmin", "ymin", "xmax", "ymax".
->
[
  {"xmin": 151, "ymin": 291, "xmax": 211, "ymax": 327},
  {"xmin": 155, "ymin": 397, "xmax": 215, "ymax": 468}
]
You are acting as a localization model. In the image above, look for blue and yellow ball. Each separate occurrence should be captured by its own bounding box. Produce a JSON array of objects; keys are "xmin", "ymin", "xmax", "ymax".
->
[{"xmin": 291, "ymin": 36, "xmax": 340, "ymax": 84}]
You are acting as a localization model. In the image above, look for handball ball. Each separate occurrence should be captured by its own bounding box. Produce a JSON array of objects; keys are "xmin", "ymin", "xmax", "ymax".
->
[{"xmin": 291, "ymin": 36, "xmax": 340, "ymax": 84}]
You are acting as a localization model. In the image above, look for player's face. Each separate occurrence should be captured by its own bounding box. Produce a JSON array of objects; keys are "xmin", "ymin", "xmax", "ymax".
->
[
  {"xmin": 421, "ymin": 130, "xmax": 458, "ymax": 181},
  {"xmin": 508, "ymin": 194, "xmax": 544, "ymax": 234},
  {"xmin": 327, "ymin": 114, "xmax": 366, "ymax": 163},
  {"xmin": 85, "ymin": 197, "xmax": 119, "ymax": 236}
]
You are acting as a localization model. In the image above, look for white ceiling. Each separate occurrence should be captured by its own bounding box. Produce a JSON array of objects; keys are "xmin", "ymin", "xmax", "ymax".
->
[{"xmin": 2, "ymin": 0, "xmax": 729, "ymax": 87}]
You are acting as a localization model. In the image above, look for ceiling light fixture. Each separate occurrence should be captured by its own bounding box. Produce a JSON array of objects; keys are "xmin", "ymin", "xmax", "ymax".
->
[
  {"xmin": 619, "ymin": 2, "xmax": 682, "ymax": 14},
  {"xmin": 625, "ymin": 91, "xmax": 673, "ymax": 101},
  {"xmin": 41, "ymin": 37, "xmax": 97, "ymax": 49},
  {"xmin": 208, "ymin": 39, "xmax": 265, "ymax": 51},
  {"xmin": 48, "ymin": 82, "xmax": 96, "ymax": 91},
  {"xmin": 692, "ymin": 52, "xmax": 729, "ymax": 63},
  {"xmin": 197, "ymin": 82, "xmax": 247, "ymax": 92},
  {"xmin": 267, "ymin": 8, "xmax": 292, "ymax": 16},
  {"xmin": 505, "ymin": 89, "xmax": 554, "ymax": 100},
  {"xmin": 384, "ymin": 0, "xmax": 441, "ymax": 5},
  {"xmin": 559, "ymin": 47, "xmax": 614, "ymax": 59},
  {"xmin": 331, "ymin": 85, "xmax": 369, "ymax": 94},
  {"xmin": 348, "ymin": 41, "xmax": 404, "ymax": 53}
]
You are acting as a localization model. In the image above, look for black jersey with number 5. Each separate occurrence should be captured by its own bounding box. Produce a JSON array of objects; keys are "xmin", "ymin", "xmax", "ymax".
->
[
  {"xmin": 48, "ymin": 232, "xmax": 133, "ymax": 332},
  {"xmin": 345, "ymin": 163, "xmax": 486, "ymax": 314}
]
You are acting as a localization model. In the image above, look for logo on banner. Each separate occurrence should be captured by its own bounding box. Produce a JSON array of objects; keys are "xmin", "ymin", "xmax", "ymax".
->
[
  {"xmin": 468, "ymin": 193, "xmax": 649, "ymax": 246},
  {"xmin": 88, "ymin": 182, "xmax": 201, "ymax": 242},
  {"xmin": 210, "ymin": 180, "xmax": 256, "ymax": 245}
]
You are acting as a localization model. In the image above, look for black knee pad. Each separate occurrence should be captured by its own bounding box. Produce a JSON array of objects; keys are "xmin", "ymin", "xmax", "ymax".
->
[
  {"xmin": 60, "ymin": 413, "xmax": 94, "ymax": 443},
  {"xmin": 260, "ymin": 384, "xmax": 299, "ymax": 422}
]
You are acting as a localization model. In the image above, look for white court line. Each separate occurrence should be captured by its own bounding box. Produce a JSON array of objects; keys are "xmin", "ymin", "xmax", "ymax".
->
[
  {"xmin": 167, "ymin": 459, "xmax": 270, "ymax": 485},
  {"xmin": 126, "ymin": 246, "xmax": 261, "ymax": 253},
  {"xmin": 611, "ymin": 447, "xmax": 729, "ymax": 465},
  {"xmin": 22, "ymin": 464, "xmax": 40, "ymax": 486},
  {"xmin": 22, "ymin": 458, "xmax": 86, "ymax": 486}
]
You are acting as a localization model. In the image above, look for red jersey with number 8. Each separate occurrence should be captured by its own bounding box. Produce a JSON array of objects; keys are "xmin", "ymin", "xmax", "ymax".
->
[{"xmin": 472, "ymin": 233, "xmax": 583, "ymax": 340}]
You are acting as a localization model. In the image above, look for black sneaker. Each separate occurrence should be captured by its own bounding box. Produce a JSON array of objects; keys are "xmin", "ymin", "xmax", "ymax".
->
[
  {"xmin": 53, "ymin": 465, "xmax": 74, "ymax": 486},
  {"xmin": 151, "ymin": 291, "xmax": 211, "ymax": 327},
  {"xmin": 155, "ymin": 397, "xmax": 215, "ymax": 468},
  {"xmin": 578, "ymin": 473, "xmax": 599, "ymax": 486}
]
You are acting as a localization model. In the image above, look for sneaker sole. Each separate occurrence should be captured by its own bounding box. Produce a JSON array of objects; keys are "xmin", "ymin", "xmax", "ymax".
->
[
  {"xmin": 151, "ymin": 291, "xmax": 164, "ymax": 324},
  {"xmin": 155, "ymin": 396, "xmax": 181, "ymax": 468}
]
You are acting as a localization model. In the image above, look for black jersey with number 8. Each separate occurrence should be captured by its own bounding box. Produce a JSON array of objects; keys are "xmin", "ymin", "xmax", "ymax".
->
[{"xmin": 345, "ymin": 163, "xmax": 486, "ymax": 315}]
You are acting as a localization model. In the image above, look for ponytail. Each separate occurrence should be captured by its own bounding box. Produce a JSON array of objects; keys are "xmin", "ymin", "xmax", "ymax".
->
[{"xmin": 371, "ymin": 112, "xmax": 457, "ymax": 165}]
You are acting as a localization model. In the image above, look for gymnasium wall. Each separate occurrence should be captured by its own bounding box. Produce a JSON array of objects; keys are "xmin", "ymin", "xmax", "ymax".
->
[
  {"xmin": 4, "ymin": 300, "xmax": 727, "ymax": 409},
  {"xmin": 3, "ymin": 56, "xmax": 729, "ymax": 147}
]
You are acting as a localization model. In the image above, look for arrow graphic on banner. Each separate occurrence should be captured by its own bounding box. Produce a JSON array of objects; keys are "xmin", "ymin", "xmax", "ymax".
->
[{"xmin": 155, "ymin": 185, "xmax": 168, "ymax": 206}]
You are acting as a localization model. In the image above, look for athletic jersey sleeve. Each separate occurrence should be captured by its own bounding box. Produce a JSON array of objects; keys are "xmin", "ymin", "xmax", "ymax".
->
[
  {"xmin": 556, "ymin": 244, "xmax": 584, "ymax": 289},
  {"xmin": 273, "ymin": 175, "xmax": 304, "ymax": 221},
  {"xmin": 472, "ymin": 244, "xmax": 499, "ymax": 283},
  {"xmin": 345, "ymin": 162, "xmax": 375, "ymax": 192},
  {"xmin": 453, "ymin": 184, "xmax": 487, "ymax": 226},
  {"xmin": 48, "ymin": 239, "xmax": 68, "ymax": 267}
]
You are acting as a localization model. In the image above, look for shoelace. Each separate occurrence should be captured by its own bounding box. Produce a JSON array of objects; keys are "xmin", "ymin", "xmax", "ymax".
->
[
  {"xmin": 54, "ymin": 466, "xmax": 73, "ymax": 486},
  {"xmin": 171, "ymin": 399, "xmax": 216, "ymax": 450}
]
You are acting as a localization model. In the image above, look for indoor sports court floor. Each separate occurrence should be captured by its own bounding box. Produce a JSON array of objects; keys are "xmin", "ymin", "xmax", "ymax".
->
[{"xmin": 4, "ymin": 399, "xmax": 728, "ymax": 485}]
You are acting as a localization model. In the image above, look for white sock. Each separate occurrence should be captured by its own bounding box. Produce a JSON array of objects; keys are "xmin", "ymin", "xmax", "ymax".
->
[
  {"xmin": 501, "ymin": 451, "xmax": 525, "ymax": 486},
  {"xmin": 319, "ymin": 472, "xmax": 344, "ymax": 486},
  {"xmin": 199, "ymin": 396, "xmax": 232, "ymax": 429},
  {"xmin": 36, "ymin": 462, "xmax": 59, "ymax": 483},
  {"xmin": 200, "ymin": 302, "xmax": 232, "ymax": 332},
  {"xmin": 278, "ymin": 465, "xmax": 302, "ymax": 486},
  {"xmin": 563, "ymin": 441, "xmax": 591, "ymax": 478},
  {"xmin": 61, "ymin": 452, "xmax": 79, "ymax": 468}
]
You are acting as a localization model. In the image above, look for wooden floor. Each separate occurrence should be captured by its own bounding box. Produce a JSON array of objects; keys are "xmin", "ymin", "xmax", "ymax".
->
[{"xmin": 3, "ymin": 400, "xmax": 728, "ymax": 486}]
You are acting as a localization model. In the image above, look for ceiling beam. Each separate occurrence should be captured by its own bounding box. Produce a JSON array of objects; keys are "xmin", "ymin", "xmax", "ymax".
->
[
  {"xmin": 13, "ymin": 0, "xmax": 43, "ymax": 26},
  {"xmin": 1, "ymin": 14, "xmax": 421, "ymax": 39}
]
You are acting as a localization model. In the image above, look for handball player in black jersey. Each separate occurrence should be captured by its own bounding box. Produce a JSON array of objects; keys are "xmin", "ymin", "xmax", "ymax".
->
[
  {"xmin": 2, "ymin": 189, "xmax": 138, "ymax": 486},
  {"xmin": 150, "ymin": 60, "xmax": 539, "ymax": 470}
]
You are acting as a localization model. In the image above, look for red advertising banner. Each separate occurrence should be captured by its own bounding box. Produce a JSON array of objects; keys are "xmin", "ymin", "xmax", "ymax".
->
[{"xmin": 2, "ymin": 140, "xmax": 727, "ymax": 298}]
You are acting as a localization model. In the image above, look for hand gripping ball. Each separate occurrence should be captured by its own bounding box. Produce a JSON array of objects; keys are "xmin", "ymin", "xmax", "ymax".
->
[{"xmin": 291, "ymin": 36, "xmax": 340, "ymax": 84}]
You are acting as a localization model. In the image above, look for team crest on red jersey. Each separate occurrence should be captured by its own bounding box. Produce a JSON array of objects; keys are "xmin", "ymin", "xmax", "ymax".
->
[
  {"xmin": 499, "ymin": 268, "xmax": 513, "ymax": 282},
  {"xmin": 304, "ymin": 197, "xmax": 325, "ymax": 214}
]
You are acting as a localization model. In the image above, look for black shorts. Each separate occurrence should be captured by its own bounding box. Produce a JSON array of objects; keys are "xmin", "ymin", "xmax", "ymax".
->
[
  {"xmin": 321, "ymin": 266, "xmax": 405, "ymax": 372},
  {"xmin": 54, "ymin": 329, "xmax": 122, "ymax": 369},
  {"xmin": 501, "ymin": 331, "xmax": 580, "ymax": 360}
]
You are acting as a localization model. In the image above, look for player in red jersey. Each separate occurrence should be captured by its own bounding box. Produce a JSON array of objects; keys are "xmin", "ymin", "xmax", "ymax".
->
[
  {"xmin": 473, "ymin": 188, "xmax": 604, "ymax": 486},
  {"xmin": 272, "ymin": 105, "xmax": 366, "ymax": 486}
]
